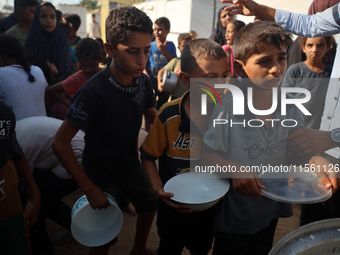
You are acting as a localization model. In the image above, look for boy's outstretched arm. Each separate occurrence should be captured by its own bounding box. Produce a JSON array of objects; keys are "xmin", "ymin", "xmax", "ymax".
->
[
  {"xmin": 52, "ymin": 121, "xmax": 110, "ymax": 209},
  {"xmin": 14, "ymin": 156, "xmax": 41, "ymax": 228},
  {"xmin": 221, "ymin": 0, "xmax": 276, "ymax": 21},
  {"xmin": 288, "ymin": 128, "xmax": 337, "ymax": 157},
  {"xmin": 141, "ymin": 156, "xmax": 193, "ymax": 213},
  {"xmin": 201, "ymin": 148, "xmax": 265, "ymax": 197}
]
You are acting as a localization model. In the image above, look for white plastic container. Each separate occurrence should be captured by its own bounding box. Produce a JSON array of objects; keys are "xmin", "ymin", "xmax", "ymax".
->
[
  {"xmin": 71, "ymin": 194, "xmax": 123, "ymax": 247},
  {"xmin": 164, "ymin": 172, "xmax": 230, "ymax": 211}
]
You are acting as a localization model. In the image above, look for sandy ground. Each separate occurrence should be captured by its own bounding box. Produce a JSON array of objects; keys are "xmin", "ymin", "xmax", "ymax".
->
[{"xmin": 46, "ymin": 188, "xmax": 301, "ymax": 255}]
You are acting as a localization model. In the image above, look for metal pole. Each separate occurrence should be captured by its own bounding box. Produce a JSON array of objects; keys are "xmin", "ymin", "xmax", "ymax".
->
[{"xmin": 212, "ymin": 0, "xmax": 216, "ymax": 33}]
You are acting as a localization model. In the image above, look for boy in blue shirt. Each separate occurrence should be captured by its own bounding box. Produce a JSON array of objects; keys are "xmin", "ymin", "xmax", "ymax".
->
[
  {"xmin": 147, "ymin": 17, "xmax": 177, "ymax": 109},
  {"xmin": 141, "ymin": 38, "xmax": 229, "ymax": 255},
  {"xmin": 52, "ymin": 6, "xmax": 158, "ymax": 255},
  {"xmin": 202, "ymin": 21, "xmax": 338, "ymax": 255}
]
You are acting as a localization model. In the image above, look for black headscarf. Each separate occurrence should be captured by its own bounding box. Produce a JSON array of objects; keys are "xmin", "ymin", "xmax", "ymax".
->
[
  {"xmin": 209, "ymin": 6, "xmax": 227, "ymax": 46},
  {"xmin": 25, "ymin": 2, "xmax": 71, "ymax": 77}
]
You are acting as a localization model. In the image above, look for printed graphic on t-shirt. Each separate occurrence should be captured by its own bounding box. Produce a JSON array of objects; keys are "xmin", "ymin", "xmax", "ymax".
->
[
  {"xmin": 0, "ymin": 120, "xmax": 11, "ymax": 140},
  {"xmin": 0, "ymin": 179, "xmax": 7, "ymax": 203}
]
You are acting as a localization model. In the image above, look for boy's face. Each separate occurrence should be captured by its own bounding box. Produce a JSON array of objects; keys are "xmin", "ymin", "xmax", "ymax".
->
[
  {"xmin": 178, "ymin": 39, "xmax": 191, "ymax": 52},
  {"xmin": 180, "ymin": 56, "xmax": 229, "ymax": 90},
  {"xmin": 236, "ymin": 43, "xmax": 287, "ymax": 90},
  {"xmin": 192, "ymin": 57, "xmax": 229, "ymax": 79},
  {"xmin": 19, "ymin": 6, "xmax": 36, "ymax": 24},
  {"xmin": 105, "ymin": 31, "xmax": 151, "ymax": 85},
  {"xmin": 154, "ymin": 23, "xmax": 169, "ymax": 42},
  {"xmin": 79, "ymin": 58, "xmax": 100, "ymax": 78}
]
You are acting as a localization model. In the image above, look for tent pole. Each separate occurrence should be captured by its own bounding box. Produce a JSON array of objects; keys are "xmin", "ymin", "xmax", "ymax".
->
[{"xmin": 212, "ymin": 0, "xmax": 216, "ymax": 33}]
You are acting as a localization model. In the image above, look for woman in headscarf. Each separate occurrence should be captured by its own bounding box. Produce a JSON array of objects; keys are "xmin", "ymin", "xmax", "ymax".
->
[
  {"xmin": 209, "ymin": 6, "xmax": 235, "ymax": 46},
  {"xmin": 25, "ymin": 1, "xmax": 71, "ymax": 81}
]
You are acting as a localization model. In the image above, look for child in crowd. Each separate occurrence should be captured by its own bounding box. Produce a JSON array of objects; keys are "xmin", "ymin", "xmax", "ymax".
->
[
  {"xmin": 4, "ymin": 0, "xmax": 38, "ymax": 46},
  {"xmin": 0, "ymin": 34, "xmax": 48, "ymax": 120},
  {"xmin": 52, "ymin": 6, "xmax": 158, "ymax": 255},
  {"xmin": 147, "ymin": 17, "xmax": 177, "ymax": 109},
  {"xmin": 25, "ymin": 1, "xmax": 72, "ymax": 81},
  {"xmin": 209, "ymin": 6, "xmax": 235, "ymax": 46},
  {"xmin": 189, "ymin": 30, "xmax": 198, "ymax": 40},
  {"xmin": 202, "ymin": 21, "xmax": 338, "ymax": 255},
  {"xmin": 16, "ymin": 116, "xmax": 84, "ymax": 255},
  {"xmin": 48, "ymin": 37, "xmax": 105, "ymax": 119},
  {"xmin": 157, "ymin": 33, "xmax": 192, "ymax": 100},
  {"xmin": 61, "ymin": 22, "xmax": 79, "ymax": 72},
  {"xmin": 222, "ymin": 20, "xmax": 245, "ymax": 76},
  {"xmin": 141, "ymin": 38, "xmax": 230, "ymax": 255},
  {"xmin": 281, "ymin": 36, "xmax": 334, "ymax": 130},
  {"xmin": 0, "ymin": 101, "xmax": 41, "ymax": 255},
  {"xmin": 62, "ymin": 13, "xmax": 82, "ymax": 49},
  {"xmin": 282, "ymin": 35, "xmax": 335, "ymax": 227}
]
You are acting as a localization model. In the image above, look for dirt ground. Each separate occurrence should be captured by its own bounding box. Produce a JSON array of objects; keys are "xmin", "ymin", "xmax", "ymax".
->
[{"xmin": 46, "ymin": 188, "xmax": 301, "ymax": 255}]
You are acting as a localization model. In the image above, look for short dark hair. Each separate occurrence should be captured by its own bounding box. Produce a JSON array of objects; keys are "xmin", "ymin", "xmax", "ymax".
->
[
  {"xmin": 106, "ymin": 6, "xmax": 153, "ymax": 47},
  {"xmin": 227, "ymin": 20, "xmax": 245, "ymax": 32},
  {"xmin": 177, "ymin": 33, "xmax": 192, "ymax": 45},
  {"xmin": 61, "ymin": 22, "xmax": 71, "ymax": 38},
  {"xmin": 63, "ymin": 13, "xmax": 81, "ymax": 31},
  {"xmin": 155, "ymin": 17, "xmax": 170, "ymax": 30},
  {"xmin": 75, "ymin": 37, "xmax": 106, "ymax": 62},
  {"xmin": 233, "ymin": 21, "xmax": 292, "ymax": 64},
  {"xmin": 299, "ymin": 35, "xmax": 335, "ymax": 50},
  {"xmin": 0, "ymin": 35, "xmax": 35, "ymax": 82},
  {"xmin": 181, "ymin": 38, "xmax": 227, "ymax": 74},
  {"xmin": 16, "ymin": 0, "xmax": 38, "ymax": 8}
]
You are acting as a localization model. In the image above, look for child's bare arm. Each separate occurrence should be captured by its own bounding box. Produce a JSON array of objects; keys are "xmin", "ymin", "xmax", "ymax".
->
[
  {"xmin": 201, "ymin": 148, "xmax": 265, "ymax": 197},
  {"xmin": 155, "ymin": 38, "xmax": 175, "ymax": 62},
  {"xmin": 52, "ymin": 121, "xmax": 110, "ymax": 209},
  {"xmin": 14, "ymin": 156, "xmax": 41, "ymax": 228},
  {"xmin": 48, "ymin": 82, "xmax": 71, "ymax": 107},
  {"xmin": 157, "ymin": 67, "xmax": 165, "ymax": 93},
  {"xmin": 141, "ymin": 156, "xmax": 192, "ymax": 213},
  {"xmin": 144, "ymin": 107, "xmax": 157, "ymax": 124}
]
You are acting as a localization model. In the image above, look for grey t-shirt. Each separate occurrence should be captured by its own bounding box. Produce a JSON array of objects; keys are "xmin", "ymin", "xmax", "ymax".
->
[
  {"xmin": 281, "ymin": 62, "xmax": 332, "ymax": 129},
  {"xmin": 203, "ymin": 82, "xmax": 304, "ymax": 235}
]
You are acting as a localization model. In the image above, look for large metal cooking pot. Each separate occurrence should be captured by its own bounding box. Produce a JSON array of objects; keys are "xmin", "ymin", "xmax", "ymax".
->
[
  {"xmin": 269, "ymin": 218, "xmax": 340, "ymax": 255},
  {"xmin": 161, "ymin": 69, "xmax": 178, "ymax": 93}
]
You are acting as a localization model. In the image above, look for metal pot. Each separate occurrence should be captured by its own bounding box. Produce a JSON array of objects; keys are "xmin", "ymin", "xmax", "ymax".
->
[
  {"xmin": 269, "ymin": 218, "xmax": 340, "ymax": 255},
  {"xmin": 161, "ymin": 69, "xmax": 178, "ymax": 93}
]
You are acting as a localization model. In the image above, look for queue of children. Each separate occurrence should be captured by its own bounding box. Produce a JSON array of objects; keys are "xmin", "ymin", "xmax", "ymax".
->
[{"xmin": 1, "ymin": 0, "xmax": 340, "ymax": 255}]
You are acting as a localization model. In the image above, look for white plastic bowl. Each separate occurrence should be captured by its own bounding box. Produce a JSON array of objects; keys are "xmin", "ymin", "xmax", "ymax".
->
[
  {"xmin": 71, "ymin": 194, "xmax": 123, "ymax": 247},
  {"xmin": 164, "ymin": 172, "xmax": 230, "ymax": 211}
]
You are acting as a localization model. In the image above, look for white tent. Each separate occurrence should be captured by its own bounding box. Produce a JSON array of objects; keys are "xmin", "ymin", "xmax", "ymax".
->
[{"xmin": 135, "ymin": 0, "xmax": 314, "ymax": 53}]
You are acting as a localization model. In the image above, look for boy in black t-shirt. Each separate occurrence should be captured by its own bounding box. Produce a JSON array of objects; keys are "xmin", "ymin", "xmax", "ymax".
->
[{"xmin": 52, "ymin": 6, "xmax": 158, "ymax": 255}]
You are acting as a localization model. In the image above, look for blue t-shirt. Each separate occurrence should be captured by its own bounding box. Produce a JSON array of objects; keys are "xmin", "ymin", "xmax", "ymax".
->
[{"xmin": 148, "ymin": 40, "xmax": 177, "ymax": 76}]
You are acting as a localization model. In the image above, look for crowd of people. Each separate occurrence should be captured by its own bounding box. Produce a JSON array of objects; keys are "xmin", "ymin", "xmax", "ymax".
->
[{"xmin": 1, "ymin": 0, "xmax": 340, "ymax": 255}]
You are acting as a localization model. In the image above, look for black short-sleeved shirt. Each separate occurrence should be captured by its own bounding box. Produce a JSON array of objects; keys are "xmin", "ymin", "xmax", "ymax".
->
[
  {"xmin": 66, "ymin": 65, "xmax": 155, "ymax": 185},
  {"xmin": 0, "ymin": 101, "xmax": 23, "ymax": 168}
]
